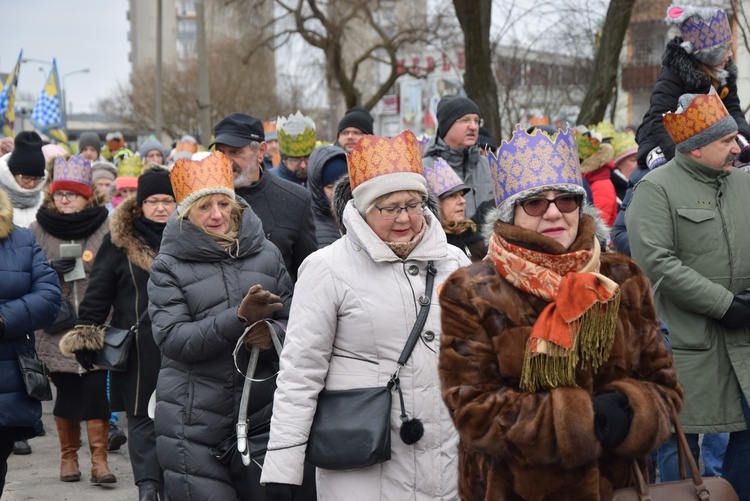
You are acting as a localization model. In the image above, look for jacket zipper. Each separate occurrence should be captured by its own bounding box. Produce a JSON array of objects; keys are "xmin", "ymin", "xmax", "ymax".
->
[{"xmin": 128, "ymin": 259, "xmax": 142, "ymax": 415}]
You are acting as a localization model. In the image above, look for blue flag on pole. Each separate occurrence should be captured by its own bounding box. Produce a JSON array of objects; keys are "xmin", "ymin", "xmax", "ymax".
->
[
  {"xmin": 0, "ymin": 50, "xmax": 23, "ymax": 137},
  {"xmin": 31, "ymin": 58, "xmax": 67, "ymax": 143}
]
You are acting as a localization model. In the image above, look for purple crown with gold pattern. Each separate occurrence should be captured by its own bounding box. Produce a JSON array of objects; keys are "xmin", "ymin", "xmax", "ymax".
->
[
  {"xmin": 488, "ymin": 125, "xmax": 582, "ymax": 207},
  {"xmin": 53, "ymin": 154, "xmax": 92, "ymax": 186},
  {"xmin": 424, "ymin": 157, "xmax": 467, "ymax": 198},
  {"xmin": 670, "ymin": 7, "xmax": 731, "ymax": 53}
]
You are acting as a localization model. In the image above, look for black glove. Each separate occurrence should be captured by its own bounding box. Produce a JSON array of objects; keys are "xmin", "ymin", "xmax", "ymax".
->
[
  {"xmin": 719, "ymin": 291, "xmax": 750, "ymax": 330},
  {"xmin": 264, "ymin": 482, "xmax": 297, "ymax": 501},
  {"xmin": 49, "ymin": 257, "xmax": 76, "ymax": 274},
  {"xmin": 592, "ymin": 392, "xmax": 633, "ymax": 450},
  {"xmin": 736, "ymin": 134, "xmax": 750, "ymax": 164},
  {"xmin": 75, "ymin": 349, "xmax": 97, "ymax": 371}
]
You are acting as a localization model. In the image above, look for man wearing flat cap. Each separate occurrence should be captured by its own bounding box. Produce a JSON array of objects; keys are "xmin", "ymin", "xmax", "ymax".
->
[
  {"xmin": 211, "ymin": 112, "xmax": 317, "ymax": 281},
  {"xmin": 422, "ymin": 95, "xmax": 494, "ymax": 220},
  {"xmin": 627, "ymin": 91, "xmax": 750, "ymax": 497}
]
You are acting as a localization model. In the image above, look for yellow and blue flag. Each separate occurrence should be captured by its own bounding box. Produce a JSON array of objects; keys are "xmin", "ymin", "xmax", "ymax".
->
[
  {"xmin": 0, "ymin": 50, "xmax": 23, "ymax": 137},
  {"xmin": 31, "ymin": 59, "xmax": 67, "ymax": 143}
]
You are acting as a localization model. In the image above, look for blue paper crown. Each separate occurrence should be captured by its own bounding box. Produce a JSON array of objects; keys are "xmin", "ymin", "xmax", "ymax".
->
[
  {"xmin": 488, "ymin": 125, "xmax": 583, "ymax": 206},
  {"xmin": 680, "ymin": 9, "xmax": 731, "ymax": 53}
]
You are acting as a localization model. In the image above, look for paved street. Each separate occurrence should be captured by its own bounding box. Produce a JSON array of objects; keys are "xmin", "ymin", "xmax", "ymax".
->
[{"xmin": 3, "ymin": 394, "xmax": 138, "ymax": 500}]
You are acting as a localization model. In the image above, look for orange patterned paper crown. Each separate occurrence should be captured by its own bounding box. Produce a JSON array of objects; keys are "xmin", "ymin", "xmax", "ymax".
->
[
  {"xmin": 348, "ymin": 130, "xmax": 428, "ymax": 214},
  {"xmin": 170, "ymin": 151, "xmax": 235, "ymax": 213},
  {"xmin": 663, "ymin": 90, "xmax": 737, "ymax": 152}
]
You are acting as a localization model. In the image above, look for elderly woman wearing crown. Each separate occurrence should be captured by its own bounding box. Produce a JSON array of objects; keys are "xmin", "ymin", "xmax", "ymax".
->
[
  {"xmin": 146, "ymin": 152, "xmax": 299, "ymax": 500},
  {"xmin": 260, "ymin": 131, "xmax": 470, "ymax": 500},
  {"xmin": 438, "ymin": 125, "xmax": 683, "ymax": 500}
]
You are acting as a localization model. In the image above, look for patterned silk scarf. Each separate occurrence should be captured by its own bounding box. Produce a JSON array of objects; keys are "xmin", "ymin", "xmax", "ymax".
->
[{"xmin": 488, "ymin": 233, "xmax": 620, "ymax": 392}]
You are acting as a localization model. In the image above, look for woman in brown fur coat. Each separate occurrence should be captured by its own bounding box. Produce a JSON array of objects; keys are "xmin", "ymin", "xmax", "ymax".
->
[{"xmin": 438, "ymin": 125, "xmax": 683, "ymax": 501}]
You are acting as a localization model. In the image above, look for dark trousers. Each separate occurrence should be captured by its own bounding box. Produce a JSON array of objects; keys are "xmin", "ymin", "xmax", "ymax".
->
[
  {"xmin": 0, "ymin": 428, "xmax": 16, "ymax": 497},
  {"xmin": 127, "ymin": 414, "xmax": 162, "ymax": 486}
]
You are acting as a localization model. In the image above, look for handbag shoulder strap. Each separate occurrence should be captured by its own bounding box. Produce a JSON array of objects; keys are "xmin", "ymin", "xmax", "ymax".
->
[
  {"xmin": 389, "ymin": 261, "xmax": 437, "ymax": 386},
  {"xmin": 233, "ymin": 320, "xmax": 284, "ymax": 466}
]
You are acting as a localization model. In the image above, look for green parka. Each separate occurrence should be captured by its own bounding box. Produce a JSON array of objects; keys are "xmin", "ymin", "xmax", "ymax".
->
[{"xmin": 627, "ymin": 151, "xmax": 750, "ymax": 433}]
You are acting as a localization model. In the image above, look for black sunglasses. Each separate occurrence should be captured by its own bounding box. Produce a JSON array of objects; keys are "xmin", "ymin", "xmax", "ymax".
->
[{"xmin": 517, "ymin": 194, "xmax": 582, "ymax": 217}]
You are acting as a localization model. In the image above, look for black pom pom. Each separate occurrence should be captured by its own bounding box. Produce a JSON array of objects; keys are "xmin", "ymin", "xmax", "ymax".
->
[{"xmin": 399, "ymin": 418, "xmax": 424, "ymax": 445}]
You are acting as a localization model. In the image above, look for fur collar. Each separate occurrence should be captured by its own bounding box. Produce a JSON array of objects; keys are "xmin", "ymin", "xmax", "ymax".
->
[
  {"xmin": 109, "ymin": 196, "xmax": 157, "ymax": 272},
  {"xmin": 662, "ymin": 37, "xmax": 737, "ymax": 91},
  {"xmin": 0, "ymin": 189, "xmax": 13, "ymax": 239}
]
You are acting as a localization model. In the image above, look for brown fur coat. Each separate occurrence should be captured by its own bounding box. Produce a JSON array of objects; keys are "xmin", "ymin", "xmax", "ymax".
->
[{"xmin": 439, "ymin": 215, "xmax": 683, "ymax": 500}]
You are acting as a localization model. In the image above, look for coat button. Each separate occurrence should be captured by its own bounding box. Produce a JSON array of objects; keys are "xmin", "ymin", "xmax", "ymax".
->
[
  {"xmin": 423, "ymin": 330, "xmax": 435, "ymax": 342},
  {"xmin": 419, "ymin": 294, "xmax": 430, "ymax": 305},
  {"xmin": 408, "ymin": 265, "xmax": 419, "ymax": 275}
]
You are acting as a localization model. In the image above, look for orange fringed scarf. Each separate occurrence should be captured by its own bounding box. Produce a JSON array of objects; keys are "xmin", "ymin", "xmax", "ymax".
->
[{"xmin": 488, "ymin": 233, "xmax": 621, "ymax": 392}]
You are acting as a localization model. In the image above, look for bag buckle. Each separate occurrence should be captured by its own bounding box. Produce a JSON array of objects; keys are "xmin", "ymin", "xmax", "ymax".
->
[{"xmin": 388, "ymin": 365, "xmax": 402, "ymax": 389}]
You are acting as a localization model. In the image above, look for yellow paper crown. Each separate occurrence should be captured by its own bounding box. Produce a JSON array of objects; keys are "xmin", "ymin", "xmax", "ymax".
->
[
  {"xmin": 591, "ymin": 120, "xmax": 615, "ymax": 140},
  {"xmin": 277, "ymin": 111, "xmax": 316, "ymax": 157},
  {"xmin": 347, "ymin": 130, "xmax": 423, "ymax": 191},
  {"xmin": 574, "ymin": 127, "xmax": 600, "ymax": 161},
  {"xmin": 170, "ymin": 151, "xmax": 235, "ymax": 212},
  {"xmin": 612, "ymin": 132, "xmax": 637, "ymax": 161},
  {"xmin": 117, "ymin": 156, "xmax": 143, "ymax": 178}
]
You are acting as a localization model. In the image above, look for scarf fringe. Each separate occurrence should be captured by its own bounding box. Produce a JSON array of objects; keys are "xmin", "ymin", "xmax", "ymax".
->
[{"xmin": 520, "ymin": 289, "xmax": 621, "ymax": 392}]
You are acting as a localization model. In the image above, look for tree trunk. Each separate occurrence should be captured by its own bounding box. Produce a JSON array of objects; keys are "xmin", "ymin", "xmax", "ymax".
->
[
  {"xmin": 576, "ymin": 0, "xmax": 636, "ymax": 125},
  {"xmin": 453, "ymin": 0, "xmax": 501, "ymax": 140}
]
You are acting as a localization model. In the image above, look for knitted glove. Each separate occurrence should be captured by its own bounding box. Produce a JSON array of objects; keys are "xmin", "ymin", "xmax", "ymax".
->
[
  {"xmin": 646, "ymin": 147, "xmax": 667, "ymax": 170},
  {"xmin": 264, "ymin": 483, "xmax": 297, "ymax": 501},
  {"xmin": 75, "ymin": 349, "xmax": 97, "ymax": 371},
  {"xmin": 592, "ymin": 392, "xmax": 633, "ymax": 449},
  {"xmin": 49, "ymin": 257, "xmax": 76, "ymax": 274},
  {"xmin": 719, "ymin": 290, "xmax": 750, "ymax": 330},
  {"xmin": 736, "ymin": 134, "xmax": 750, "ymax": 164},
  {"xmin": 237, "ymin": 284, "xmax": 283, "ymax": 326}
]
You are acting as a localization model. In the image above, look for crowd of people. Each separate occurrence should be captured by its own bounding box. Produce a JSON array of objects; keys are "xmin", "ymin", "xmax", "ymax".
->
[{"xmin": 1, "ymin": 3, "xmax": 750, "ymax": 501}]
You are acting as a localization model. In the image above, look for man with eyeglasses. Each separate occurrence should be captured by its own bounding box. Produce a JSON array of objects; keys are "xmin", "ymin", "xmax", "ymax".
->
[
  {"xmin": 270, "ymin": 111, "xmax": 317, "ymax": 187},
  {"xmin": 211, "ymin": 112, "xmax": 317, "ymax": 281},
  {"xmin": 422, "ymin": 95, "xmax": 495, "ymax": 220},
  {"xmin": 0, "ymin": 131, "xmax": 48, "ymax": 228}
]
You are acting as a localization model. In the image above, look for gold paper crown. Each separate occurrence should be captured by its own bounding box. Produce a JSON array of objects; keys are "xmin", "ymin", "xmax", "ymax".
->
[
  {"xmin": 277, "ymin": 111, "xmax": 316, "ymax": 157},
  {"xmin": 347, "ymin": 130, "xmax": 423, "ymax": 190},
  {"xmin": 663, "ymin": 92, "xmax": 731, "ymax": 145},
  {"xmin": 170, "ymin": 151, "xmax": 235, "ymax": 212}
]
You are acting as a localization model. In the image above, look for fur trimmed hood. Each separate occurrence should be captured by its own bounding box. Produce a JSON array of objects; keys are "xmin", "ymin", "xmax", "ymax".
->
[
  {"xmin": 663, "ymin": 37, "xmax": 737, "ymax": 90},
  {"xmin": 59, "ymin": 324, "xmax": 105, "ymax": 356},
  {"xmin": 330, "ymin": 175, "xmax": 442, "ymax": 235},
  {"xmin": 0, "ymin": 188, "xmax": 13, "ymax": 239},
  {"xmin": 109, "ymin": 195, "xmax": 158, "ymax": 272}
]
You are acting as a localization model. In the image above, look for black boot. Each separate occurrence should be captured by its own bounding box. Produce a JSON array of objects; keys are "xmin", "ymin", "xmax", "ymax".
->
[
  {"xmin": 138, "ymin": 480, "xmax": 160, "ymax": 501},
  {"xmin": 12, "ymin": 440, "xmax": 31, "ymax": 455}
]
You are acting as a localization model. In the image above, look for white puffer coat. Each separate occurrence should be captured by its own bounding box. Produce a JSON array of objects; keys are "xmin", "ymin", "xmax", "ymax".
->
[{"xmin": 261, "ymin": 201, "xmax": 470, "ymax": 500}]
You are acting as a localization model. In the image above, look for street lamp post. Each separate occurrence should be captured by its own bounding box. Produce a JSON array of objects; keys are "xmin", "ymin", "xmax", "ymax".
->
[{"xmin": 62, "ymin": 68, "xmax": 90, "ymax": 122}]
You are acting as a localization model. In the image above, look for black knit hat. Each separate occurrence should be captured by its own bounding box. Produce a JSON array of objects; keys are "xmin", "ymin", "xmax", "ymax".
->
[
  {"xmin": 137, "ymin": 167, "xmax": 174, "ymax": 205},
  {"xmin": 337, "ymin": 106, "xmax": 374, "ymax": 135},
  {"xmin": 7, "ymin": 131, "xmax": 46, "ymax": 177},
  {"xmin": 436, "ymin": 95, "xmax": 480, "ymax": 139},
  {"xmin": 78, "ymin": 131, "xmax": 101, "ymax": 152}
]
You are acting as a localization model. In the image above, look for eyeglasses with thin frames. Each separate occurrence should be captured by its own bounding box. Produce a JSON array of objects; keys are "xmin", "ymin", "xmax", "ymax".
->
[
  {"xmin": 455, "ymin": 116, "xmax": 483, "ymax": 127},
  {"xmin": 52, "ymin": 191, "xmax": 81, "ymax": 202},
  {"xmin": 374, "ymin": 200, "xmax": 425, "ymax": 220},
  {"xmin": 16, "ymin": 174, "xmax": 43, "ymax": 184},
  {"xmin": 517, "ymin": 194, "xmax": 582, "ymax": 217}
]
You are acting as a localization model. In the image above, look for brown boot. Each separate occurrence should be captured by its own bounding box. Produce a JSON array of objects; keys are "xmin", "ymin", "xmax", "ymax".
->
[
  {"xmin": 54, "ymin": 416, "xmax": 81, "ymax": 482},
  {"xmin": 86, "ymin": 419, "xmax": 117, "ymax": 484}
]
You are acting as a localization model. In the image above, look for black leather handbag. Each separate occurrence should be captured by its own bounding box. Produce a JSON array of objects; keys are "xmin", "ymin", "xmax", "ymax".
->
[
  {"xmin": 93, "ymin": 310, "xmax": 148, "ymax": 372},
  {"xmin": 305, "ymin": 262, "xmax": 437, "ymax": 470},
  {"xmin": 16, "ymin": 336, "xmax": 53, "ymax": 401}
]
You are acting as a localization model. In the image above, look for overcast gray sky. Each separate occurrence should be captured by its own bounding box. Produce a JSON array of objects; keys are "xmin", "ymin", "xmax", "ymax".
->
[{"xmin": 1, "ymin": 0, "xmax": 130, "ymax": 114}]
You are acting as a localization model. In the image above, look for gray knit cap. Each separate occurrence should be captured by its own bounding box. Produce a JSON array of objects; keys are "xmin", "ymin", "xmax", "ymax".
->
[{"xmin": 669, "ymin": 92, "xmax": 737, "ymax": 152}]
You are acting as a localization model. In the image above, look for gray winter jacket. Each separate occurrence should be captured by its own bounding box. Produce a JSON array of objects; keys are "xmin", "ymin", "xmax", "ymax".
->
[
  {"xmin": 422, "ymin": 135, "xmax": 494, "ymax": 219},
  {"xmin": 307, "ymin": 145, "xmax": 346, "ymax": 248},
  {"xmin": 148, "ymin": 203, "xmax": 293, "ymax": 500}
]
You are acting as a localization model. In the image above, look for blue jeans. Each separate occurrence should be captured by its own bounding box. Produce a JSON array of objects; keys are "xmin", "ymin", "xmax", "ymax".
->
[
  {"xmin": 106, "ymin": 372, "xmax": 118, "ymax": 424},
  {"xmin": 703, "ymin": 432, "xmax": 729, "ymax": 476},
  {"xmin": 658, "ymin": 394, "xmax": 750, "ymax": 500}
]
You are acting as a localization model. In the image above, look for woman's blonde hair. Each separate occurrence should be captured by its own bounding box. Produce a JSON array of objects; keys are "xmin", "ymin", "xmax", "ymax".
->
[{"xmin": 179, "ymin": 193, "xmax": 243, "ymax": 232}]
